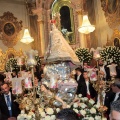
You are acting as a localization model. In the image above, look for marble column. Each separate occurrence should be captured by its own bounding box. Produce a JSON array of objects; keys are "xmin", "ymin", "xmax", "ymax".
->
[
  {"xmin": 32, "ymin": 8, "xmax": 45, "ymax": 57},
  {"xmin": 76, "ymin": 9, "xmax": 87, "ymax": 48}
]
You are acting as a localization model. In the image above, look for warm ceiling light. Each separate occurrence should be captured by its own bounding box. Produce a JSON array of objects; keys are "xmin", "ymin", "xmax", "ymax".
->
[
  {"xmin": 20, "ymin": 29, "xmax": 34, "ymax": 44},
  {"xmin": 78, "ymin": 15, "xmax": 95, "ymax": 34}
]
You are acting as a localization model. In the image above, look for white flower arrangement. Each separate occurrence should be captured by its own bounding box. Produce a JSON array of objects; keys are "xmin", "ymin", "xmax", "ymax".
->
[
  {"xmin": 100, "ymin": 46, "xmax": 120, "ymax": 64},
  {"xmin": 17, "ymin": 111, "xmax": 35, "ymax": 120},
  {"xmin": 45, "ymin": 108, "xmax": 54, "ymax": 115},
  {"xmin": 89, "ymin": 99, "xmax": 95, "ymax": 105},
  {"xmin": 39, "ymin": 107, "xmax": 56, "ymax": 120},
  {"xmin": 71, "ymin": 95, "xmax": 102, "ymax": 120},
  {"xmin": 90, "ymin": 108, "xmax": 96, "ymax": 114},
  {"xmin": 75, "ymin": 48, "xmax": 92, "ymax": 63},
  {"xmin": 6, "ymin": 57, "xmax": 19, "ymax": 71}
]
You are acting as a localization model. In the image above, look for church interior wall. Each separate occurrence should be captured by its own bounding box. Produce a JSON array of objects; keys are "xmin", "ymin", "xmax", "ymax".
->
[
  {"xmin": 0, "ymin": 0, "xmax": 32, "ymax": 52},
  {"xmin": 94, "ymin": 0, "xmax": 116, "ymax": 47}
]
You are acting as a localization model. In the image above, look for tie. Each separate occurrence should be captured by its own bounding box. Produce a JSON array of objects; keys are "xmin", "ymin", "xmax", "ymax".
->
[{"xmin": 6, "ymin": 95, "xmax": 12, "ymax": 117}]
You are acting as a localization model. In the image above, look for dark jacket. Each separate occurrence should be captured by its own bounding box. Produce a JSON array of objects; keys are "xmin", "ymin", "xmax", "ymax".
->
[
  {"xmin": 78, "ymin": 80, "xmax": 97, "ymax": 98},
  {"xmin": 0, "ymin": 93, "xmax": 20, "ymax": 120},
  {"xmin": 75, "ymin": 74, "xmax": 84, "ymax": 94}
]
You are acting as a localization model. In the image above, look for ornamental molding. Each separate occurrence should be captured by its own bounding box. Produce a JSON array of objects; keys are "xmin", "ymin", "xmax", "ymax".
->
[
  {"xmin": 101, "ymin": 0, "xmax": 120, "ymax": 29},
  {"xmin": 0, "ymin": 11, "xmax": 23, "ymax": 47}
]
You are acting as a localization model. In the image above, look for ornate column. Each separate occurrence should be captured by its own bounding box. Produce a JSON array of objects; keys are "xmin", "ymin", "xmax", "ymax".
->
[
  {"xmin": 76, "ymin": 9, "xmax": 87, "ymax": 48},
  {"xmin": 32, "ymin": 8, "xmax": 45, "ymax": 57}
]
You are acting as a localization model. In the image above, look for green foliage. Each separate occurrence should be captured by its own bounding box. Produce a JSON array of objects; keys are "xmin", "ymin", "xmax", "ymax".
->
[
  {"xmin": 5, "ymin": 57, "xmax": 19, "ymax": 71},
  {"xmin": 75, "ymin": 48, "xmax": 92, "ymax": 63},
  {"xmin": 100, "ymin": 46, "xmax": 120, "ymax": 64}
]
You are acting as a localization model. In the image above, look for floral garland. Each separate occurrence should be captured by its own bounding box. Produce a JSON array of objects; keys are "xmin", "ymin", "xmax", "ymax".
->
[
  {"xmin": 17, "ymin": 94, "xmax": 105, "ymax": 120},
  {"xmin": 5, "ymin": 57, "xmax": 19, "ymax": 71},
  {"xmin": 100, "ymin": 46, "xmax": 120, "ymax": 64},
  {"xmin": 75, "ymin": 48, "xmax": 92, "ymax": 63}
]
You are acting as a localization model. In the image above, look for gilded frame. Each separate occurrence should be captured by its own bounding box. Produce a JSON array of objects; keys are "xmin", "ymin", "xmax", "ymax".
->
[
  {"xmin": 0, "ymin": 48, "xmax": 24, "ymax": 72},
  {"xmin": 101, "ymin": 0, "xmax": 120, "ymax": 29},
  {"xmin": 0, "ymin": 12, "xmax": 23, "ymax": 47},
  {"xmin": 111, "ymin": 29, "xmax": 120, "ymax": 47}
]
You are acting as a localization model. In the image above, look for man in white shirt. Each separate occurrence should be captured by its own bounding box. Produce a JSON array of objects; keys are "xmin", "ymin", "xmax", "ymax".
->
[
  {"xmin": 79, "ymin": 71, "xmax": 97, "ymax": 99},
  {"xmin": 0, "ymin": 83, "xmax": 20, "ymax": 120}
]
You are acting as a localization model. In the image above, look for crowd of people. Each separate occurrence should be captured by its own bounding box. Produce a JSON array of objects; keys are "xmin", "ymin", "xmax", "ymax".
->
[
  {"xmin": 74, "ymin": 59, "xmax": 120, "ymax": 119},
  {"xmin": 0, "ymin": 64, "xmax": 45, "ymax": 120},
  {"xmin": 0, "ymin": 59, "xmax": 119, "ymax": 120}
]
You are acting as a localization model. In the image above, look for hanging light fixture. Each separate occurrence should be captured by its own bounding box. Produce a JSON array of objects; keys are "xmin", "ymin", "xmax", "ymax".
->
[
  {"xmin": 20, "ymin": 0, "xmax": 34, "ymax": 44},
  {"xmin": 78, "ymin": 15, "xmax": 95, "ymax": 34},
  {"xmin": 20, "ymin": 29, "xmax": 34, "ymax": 44}
]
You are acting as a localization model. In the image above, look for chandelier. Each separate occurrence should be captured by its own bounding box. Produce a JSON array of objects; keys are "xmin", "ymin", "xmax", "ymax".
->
[
  {"xmin": 20, "ymin": 29, "xmax": 34, "ymax": 44},
  {"xmin": 78, "ymin": 15, "xmax": 95, "ymax": 34},
  {"xmin": 20, "ymin": 0, "xmax": 34, "ymax": 44}
]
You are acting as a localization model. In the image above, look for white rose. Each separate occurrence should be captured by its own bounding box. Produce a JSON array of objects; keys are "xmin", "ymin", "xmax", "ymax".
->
[
  {"xmin": 21, "ymin": 110, "xmax": 25, "ymax": 114},
  {"xmin": 56, "ymin": 108, "xmax": 60, "ymax": 113},
  {"xmin": 89, "ymin": 99, "xmax": 95, "ymax": 105},
  {"xmin": 51, "ymin": 115, "xmax": 56, "ymax": 120},
  {"xmin": 102, "ymin": 118, "xmax": 107, "ymax": 120},
  {"xmin": 73, "ymin": 103, "xmax": 78, "ymax": 108},
  {"xmin": 89, "ymin": 117, "xmax": 94, "ymax": 120},
  {"xmin": 44, "ymin": 116, "xmax": 51, "ymax": 120},
  {"xmin": 27, "ymin": 115, "xmax": 32, "ymax": 119},
  {"xmin": 80, "ymin": 103, "xmax": 87, "ymax": 109},
  {"xmin": 81, "ymin": 97, "xmax": 88, "ymax": 102},
  {"xmin": 23, "ymin": 114, "xmax": 28, "ymax": 119},
  {"xmin": 90, "ymin": 108, "xmax": 96, "ymax": 114},
  {"xmin": 95, "ymin": 116, "xmax": 101, "ymax": 120},
  {"xmin": 73, "ymin": 109, "xmax": 79, "ymax": 113},
  {"xmin": 78, "ymin": 94, "xmax": 82, "ymax": 98},
  {"xmin": 40, "ymin": 112, "xmax": 46, "ymax": 117},
  {"xmin": 46, "ymin": 108, "xmax": 54, "ymax": 115},
  {"xmin": 28, "ymin": 112, "xmax": 35, "ymax": 118},
  {"xmin": 80, "ymin": 110, "xmax": 86, "ymax": 116},
  {"xmin": 39, "ymin": 108, "xmax": 43, "ymax": 113},
  {"xmin": 94, "ymin": 104, "xmax": 100, "ymax": 109},
  {"xmin": 84, "ymin": 97, "xmax": 88, "ymax": 101},
  {"xmin": 17, "ymin": 115, "xmax": 21, "ymax": 120}
]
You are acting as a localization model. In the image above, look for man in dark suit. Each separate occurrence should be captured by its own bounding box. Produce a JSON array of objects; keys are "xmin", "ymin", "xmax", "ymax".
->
[
  {"xmin": 79, "ymin": 71, "xmax": 97, "ymax": 99},
  {"xmin": 0, "ymin": 83, "xmax": 20, "ymax": 120},
  {"xmin": 74, "ymin": 68, "xmax": 84, "ymax": 94},
  {"xmin": 74, "ymin": 67, "xmax": 84, "ymax": 83},
  {"xmin": 96, "ymin": 90, "xmax": 115, "ymax": 117},
  {"xmin": 102, "ymin": 78, "xmax": 120, "ymax": 119},
  {"xmin": 111, "ymin": 78, "xmax": 120, "ymax": 102},
  {"xmin": 98, "ymin": 59, "xmax": 110, "ymax": 80}
]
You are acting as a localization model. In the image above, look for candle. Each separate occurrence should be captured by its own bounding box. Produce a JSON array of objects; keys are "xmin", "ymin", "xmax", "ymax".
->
[
  {"xmin": 24, "ymin": 77, "xmax": 32, "ymax": 89},
  {"xmin": 12, "ymin": 78, "xmax": 23, "ymax": 94}
]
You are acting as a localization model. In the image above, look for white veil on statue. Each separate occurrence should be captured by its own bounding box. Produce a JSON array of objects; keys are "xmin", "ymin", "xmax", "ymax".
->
[{"xmin": 44, "ymin": 23, "xmax": 79, "ymax": 65}]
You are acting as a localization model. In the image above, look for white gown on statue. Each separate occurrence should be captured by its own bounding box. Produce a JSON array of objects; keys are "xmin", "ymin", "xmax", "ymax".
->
[{"xmin": 44, "ymin": 24, "xmax": 79, "ymax": 65}]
